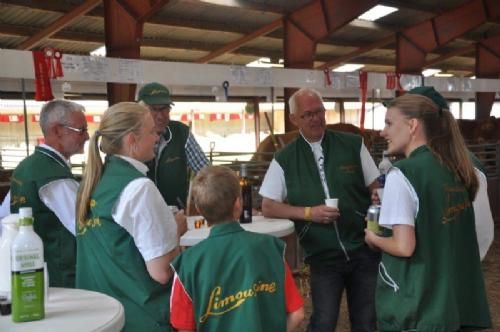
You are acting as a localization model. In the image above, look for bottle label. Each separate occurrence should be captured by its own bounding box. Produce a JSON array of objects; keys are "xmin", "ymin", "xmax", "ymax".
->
[
  {"xmin": 11, "ymin": 269, "xmax": 45, "ymax": 322},
  {"xmin": 12, "ymin": 249, "xmax": 43, "ymax": 272}
]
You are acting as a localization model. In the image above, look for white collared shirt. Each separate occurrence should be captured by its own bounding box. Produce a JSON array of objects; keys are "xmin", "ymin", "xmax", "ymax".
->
[
  {"xmin": 259, "ymin": 135, "xmax": 379, "ymax": 202},
  {"xmin": 37, "ymin": 144, "xmax": 79, "ymax": 236},
  {"xmin": 112, "ymin": 155, "xmax": 178, "ymax": 261}
]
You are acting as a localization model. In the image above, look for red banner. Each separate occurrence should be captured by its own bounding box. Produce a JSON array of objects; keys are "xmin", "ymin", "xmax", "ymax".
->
[
  {"xmin": 386, "ymin": 72, "xmax": 404, "ymax": 91},
  {"xmin": 32, "ymin": 49, "xmax": 64, "ymax": 101},
  {"xmin": 0, "ymin": 114, "xmax": 24, "ymax": 123},
  {"xmin": 33, "ymin": 51, "xmax": 54, "ymax": 101}
]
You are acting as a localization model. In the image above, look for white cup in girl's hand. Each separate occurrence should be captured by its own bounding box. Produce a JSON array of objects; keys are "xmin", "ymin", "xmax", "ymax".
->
[{"xmin": 325, "ymin": 198, "xmax": 338, "ymax": 208}]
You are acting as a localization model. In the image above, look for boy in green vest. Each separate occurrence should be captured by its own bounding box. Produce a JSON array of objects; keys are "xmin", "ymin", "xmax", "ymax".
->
[
  {"xmin": 170, "ymin": 166, "xmax": 304, "ymax": 332},
  {"xmin": 137, "ymin": 82, "xmax": 209, "ymax": 209}
]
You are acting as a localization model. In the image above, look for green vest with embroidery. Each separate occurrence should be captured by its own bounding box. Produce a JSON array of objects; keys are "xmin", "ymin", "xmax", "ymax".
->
[
  {"xmin": 275, "ymin": 130, "xmax": 371, "ymax": 266},
  {"xmin": 376, "ymin": 146, "xmax": 491, "ymax": 331},
  {"xmin": 10, "ymin": 146, "xmax": 76, "ymax": 288},
  {"xmin": 171, "ymin": 223, "xmax": 286, "ymax": 332},
  {"xmin": 147, "ymin": 121, "xmax": 190, "ymax": 207},
  {"xmin": 76, "ymin": 156, "xmax": 172, "ymax": 332}
]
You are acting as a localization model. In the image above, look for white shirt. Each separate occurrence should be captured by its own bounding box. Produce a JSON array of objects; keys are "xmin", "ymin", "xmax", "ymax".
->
[
  {"xmin": 379, "ymin": 166, "xmax": 494, "ymax": 260},
  {"xmin": 259, "ymin": 136, "xmax": 379, "ymax": 202},
  {"xmin": 112, "ymin": 155, "xmax": 178, "ymax": 262},
  {"xmin": 0, "ymin": 191, "xmax": 10, "ymax": 220},
  {"xmin": 37, "ymin": 144, "xmax": 79, "ymax": 236}
]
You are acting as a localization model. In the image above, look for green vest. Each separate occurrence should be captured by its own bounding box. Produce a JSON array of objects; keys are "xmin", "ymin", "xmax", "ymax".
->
[
  {"xmin": 376, "ymin": 146, "xmax": 491, "ymax": 331},
  {"xmin": 275, "ymin": 130, "xmax": 372, "ymax": 266},
  {"xmin": 147, "ymin": 121, "xmax": 190, "ymax": 207},
  {"xmin": 171, "ymin": 223, "xmax": 286, "ymax": 332},
  {"xmin": 10, "ymin": 146, "xmax": 76, "ymax": 288},
  {"xmin": 76, "ymin": 156, "xmax": 172, "ymax": 332}
]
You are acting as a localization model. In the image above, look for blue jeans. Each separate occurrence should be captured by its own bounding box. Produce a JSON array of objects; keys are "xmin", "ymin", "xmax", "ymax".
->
[{"xmin": 307, "ymin": 246, "xmax": 380, "ymax": 332}]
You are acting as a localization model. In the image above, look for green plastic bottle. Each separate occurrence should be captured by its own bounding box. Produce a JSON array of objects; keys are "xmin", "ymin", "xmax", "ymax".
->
[{"xmin": 11, "ymin": 207, "xmax": 45, "ymax": 322}]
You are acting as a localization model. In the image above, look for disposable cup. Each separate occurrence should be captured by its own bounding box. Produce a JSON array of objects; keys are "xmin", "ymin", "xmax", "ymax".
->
[
  {"xmin": 325, "ymin": 198, "xmax": 338, "ymax": 208},
  {"xmin": 376, "ymin": 188, "xmax": 384, "ymax": 202}
]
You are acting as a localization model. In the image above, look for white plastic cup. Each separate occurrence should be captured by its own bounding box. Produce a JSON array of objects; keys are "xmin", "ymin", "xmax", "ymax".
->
[
  {"xmin": 324, "ymin": 198, "xmax": 338, "ymax": 208},
  {"xmin": 376, "ymin": 188, "xmax": 384, "ymax": 202}
]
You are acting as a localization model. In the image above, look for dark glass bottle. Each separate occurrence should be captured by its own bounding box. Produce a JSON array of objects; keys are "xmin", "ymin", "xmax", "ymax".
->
[{"xmin": 239, "ymin": 164, "xmax": 252, "ymax": 224}]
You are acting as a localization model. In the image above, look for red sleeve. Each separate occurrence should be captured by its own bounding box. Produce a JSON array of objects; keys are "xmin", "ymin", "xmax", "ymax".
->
[
  {"xmin": 284, "ymin": 262, "xmax": 304, "ymax": 313},
  {"xmin": 170, "ymin": 273, "xmax": 196, "ymax": 330}
]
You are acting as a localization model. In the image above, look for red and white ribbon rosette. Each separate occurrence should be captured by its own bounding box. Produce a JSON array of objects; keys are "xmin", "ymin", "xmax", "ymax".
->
[{"xmin": 32, "ymin": 48, "xmax": 64, "ymax": 101}]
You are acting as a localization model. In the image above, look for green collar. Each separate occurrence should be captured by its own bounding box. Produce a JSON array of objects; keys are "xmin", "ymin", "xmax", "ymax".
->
[
  {"xmin": 408, "ymin": 145, "xmax": 429, "ymax": 158},
  {"xmin": 208, "ymin": 222, "xmax": 244, "ymax": 239}
]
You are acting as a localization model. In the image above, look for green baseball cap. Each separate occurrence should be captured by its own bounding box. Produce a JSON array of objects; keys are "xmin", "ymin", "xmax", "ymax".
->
[{"xmin": 137, "ymin": 82, "xmax": 174, "ymax": 106}]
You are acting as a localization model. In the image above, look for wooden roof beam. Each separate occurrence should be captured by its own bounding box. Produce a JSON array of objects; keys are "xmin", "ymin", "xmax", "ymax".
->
[
  {"xmin": 424, "ymin": 44, "xmax": 475, "ymax": 68},
  {"xmin": 16, "ymin": 0, "xmax": 102, "ymax": 50},
  {"xmin": 317, "ymin": 35, "xmax": 394, "ymax": 70},
  {"xmin": 195, "ymin": 18, "xmax": 283, "ymax": 64},
  {"xmin": 397, "ymin": 0, "xmax": 500, "ymax": 74}
]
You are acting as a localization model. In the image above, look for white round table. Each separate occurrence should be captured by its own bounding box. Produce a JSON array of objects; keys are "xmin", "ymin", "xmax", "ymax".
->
[
  {"xmin": 0, "ymin": 287, "xmax": 124, "ymax": 332},
  {"xmin": 180, "ymin": 215, "xmax": 295, "ymax": 247}
]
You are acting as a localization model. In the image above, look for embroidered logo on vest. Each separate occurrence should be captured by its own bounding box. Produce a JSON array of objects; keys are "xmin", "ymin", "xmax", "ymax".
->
[
  {"xmin": 11, "ymin": 194, "xmax": 27, "ymax": 206},
  {"xmin": 163, "ymin": 156, "xmax": 180, "ymax": 164},
  {"xmin": 200, "ymin": 281, "xmax": 277, "ymax": 323},
  {"xmin": 442, "ymin": 185, "xmax": 471, "ymax": 224},
  {"xmin": 339, "ymin": 164, "xmax": 358, "ymax": 174},
  {"xmin": 78, "ymin": 217, "xmax": 102, "ymax": 235}
]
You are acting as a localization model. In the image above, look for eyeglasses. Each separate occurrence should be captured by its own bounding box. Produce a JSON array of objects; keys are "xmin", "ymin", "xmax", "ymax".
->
[
  {"xmin": 149, "ymin": 105, "xmax": 171, "ymax": 113},
  {"xmin": 63, "ymin": 125, "xmax": 88, "ymax": 134},
  {"xmin": 299, "ymin": 108, "xmax": 325, "ymax": 121}
]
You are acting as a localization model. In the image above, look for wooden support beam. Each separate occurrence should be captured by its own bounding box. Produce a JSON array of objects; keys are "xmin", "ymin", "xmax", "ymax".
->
[
  {"xmin": 475, "ymin": 34, "xmax": 500, "ymax": 119},
  {"xmin": 317, "ymin": 35, "xmax": 394, "ymax": 70},
  {"xmin": 283, "ymin": 0, "xmax": 378, "ymax": 132},
  {"xmin": 16, "ymin": 0, "xmax": 102, "ymax": 50},
  {"xmin": 397, "ymin": 0, "xmax": 500, "ymax": 73},
  {"xmin": 103, "ymin": 0, "xmax": 168, "ymax": 105},
  {"xmin": 424, "ymin": 44, "xmax": 475, "ymax": 68},
  {"xmin": 195, "ymin": 18, "xmax": 282, "ymax": 64}
]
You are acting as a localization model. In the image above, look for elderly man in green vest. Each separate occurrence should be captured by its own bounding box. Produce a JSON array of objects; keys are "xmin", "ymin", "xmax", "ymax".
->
[
  {"xmin": 10, "ymin": 100, "xmax": 89, "ymax": 288},
  {"xmin": 260, "ymin": 88, "xmax": 380, "ymax": 332},
  {"xmin": 137, "ymin": 82, "xmax": 209, "ymax": 209}
]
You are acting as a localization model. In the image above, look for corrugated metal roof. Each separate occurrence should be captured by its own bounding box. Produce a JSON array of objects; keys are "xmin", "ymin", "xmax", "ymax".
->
[{"xmin": 0, "ymin": 0, "xmax": 495, "ymax": 78}]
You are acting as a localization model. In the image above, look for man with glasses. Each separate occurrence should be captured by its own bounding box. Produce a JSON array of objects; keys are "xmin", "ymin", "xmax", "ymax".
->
[
  {"xmin": 137, "ymin": 82, "xmax": 208, "ymax": 209},
  {"xmin": 259, "ymin": 88, "xmax": 380, "ymax": 332},
  {"xmin": 10, "ymin": 99, "xmax": 88, "ymax": 288}
]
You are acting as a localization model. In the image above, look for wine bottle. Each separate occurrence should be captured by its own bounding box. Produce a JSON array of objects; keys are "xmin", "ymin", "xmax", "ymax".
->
[{"xmin": 239, "ymin": 164, "xmax": 252, "ymax": 224}]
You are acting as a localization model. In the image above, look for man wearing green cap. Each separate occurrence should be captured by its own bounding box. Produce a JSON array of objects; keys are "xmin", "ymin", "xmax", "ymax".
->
[{"xmin": 137, "ymin": 82, "xmax": 209, "ymax": 209}]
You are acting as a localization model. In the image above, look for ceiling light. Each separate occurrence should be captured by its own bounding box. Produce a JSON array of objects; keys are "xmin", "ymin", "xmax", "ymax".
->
[
  {"xmin": 90, "ymin": 46, "xmax": 106, "ymax": 57},
  {"xmin": 332, "ymin": 64, "xmax": 364, "ymax": 72},
  {"xmin": 422, "ymin": 69, "xmax": 441, "ymax": 77},
  {"xmin": 358, "ymin": 5, "xmax": 398, "ymax": 21},
  {"xmin": 434, "ymin": 72, "xmax": 454, "ymax": 77},
  {"xmin": 246, "ymin": 57, "xmax": 284, "ymax": 68}
]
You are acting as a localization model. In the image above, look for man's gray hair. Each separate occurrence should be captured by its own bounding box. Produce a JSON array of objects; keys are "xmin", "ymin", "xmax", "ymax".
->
[
  {"xmin": 288, "ymin": 88, "xmax": 324, "ymax": 114},
  {"xmin": 39, "ymin": 100, "xmax": 85, "ymax": 136}
]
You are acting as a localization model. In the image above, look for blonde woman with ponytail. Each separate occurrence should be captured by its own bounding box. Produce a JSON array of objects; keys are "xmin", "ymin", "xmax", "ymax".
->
[
  {"xmin": 76, "ymin": 102, "xmax": 187, "ymax": 332},
  {"xmin": 365, "ymin": 87, "xmax": 491, "ymax": 331}
]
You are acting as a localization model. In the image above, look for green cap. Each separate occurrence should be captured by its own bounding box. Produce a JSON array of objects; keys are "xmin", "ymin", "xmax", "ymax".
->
[
  {"xmin": 137, "ymin": 82, "xmax": 174, "ymax": 106},
  {"xmin": 383, "ymin": 86, "xmax": 448, "ymax": 110},
  {"xmin": 407, "ymin": 86, "xmax": 448, "ymax": 110}
]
